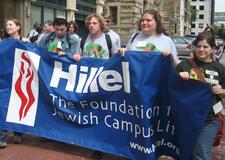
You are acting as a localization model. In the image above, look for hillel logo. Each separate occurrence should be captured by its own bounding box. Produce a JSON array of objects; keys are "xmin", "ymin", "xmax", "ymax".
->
[{"xmin": 6, "ymin": 48, "xmax": 40, "ymax": 127}]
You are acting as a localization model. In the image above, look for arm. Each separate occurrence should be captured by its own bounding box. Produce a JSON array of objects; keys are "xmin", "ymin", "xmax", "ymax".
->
[
  {"xmin": 175, "ymin": 60, "xmax": 189, "ymax": 80},
  {"xmin": 66, "ymin": 37, "xmax": 81, "ymax": 57},
  {"xmin": 212, "ymin": 85, "xmax": 225, "ymax": 97}
]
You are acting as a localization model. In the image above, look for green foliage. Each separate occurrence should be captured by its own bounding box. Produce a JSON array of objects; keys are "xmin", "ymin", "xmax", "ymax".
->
[
  {"xmin": 213, "ymin": 24, "xmax": 225, "ymax": 40},
  {"xmin": 191, "ymin": 6, "xmax": 198, "ymax": 23}
]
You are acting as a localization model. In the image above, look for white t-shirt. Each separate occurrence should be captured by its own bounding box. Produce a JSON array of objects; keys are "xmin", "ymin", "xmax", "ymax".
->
[
  {"xmin": 126, "ymin": 32, "xmax": 179, "ymax": 64},
  {"xmin": 27, "ymin": 29, "xmax": 38, "ymax": 38},
  {"xmin": 106, "ymin": 30, "xmax": 121, "ymax": 48},
  {"xmin": 82, "ymin": 33, "xmax": 118, "ymax": 59}
]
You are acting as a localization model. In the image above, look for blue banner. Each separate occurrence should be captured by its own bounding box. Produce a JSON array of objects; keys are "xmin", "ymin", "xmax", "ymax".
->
[{"xmin": 0, "ymin": 39, "xmax": 212, "ymax": 160}]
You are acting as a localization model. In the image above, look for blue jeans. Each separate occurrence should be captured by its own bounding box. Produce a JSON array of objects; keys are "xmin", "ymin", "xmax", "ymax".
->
[
  {"xmin": 0, "ymin": 129, "xmax": 22, "ymax": 143},
  {"xmin": 0, "ymin": 129, "xmax": 7, "ymax": 143},
  {"xmin": 192, "ymin": 119, "xmax": 219, "ymax": 160}
]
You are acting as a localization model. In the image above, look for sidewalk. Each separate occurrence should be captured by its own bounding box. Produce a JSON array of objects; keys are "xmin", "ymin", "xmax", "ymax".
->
[
  {"xmin": 0, "ymin": 133, "xmax": 125, "ymax": 160},
  {"xmin": 1, "ymin": 132, "xmax": 225, "ymax": 160}
]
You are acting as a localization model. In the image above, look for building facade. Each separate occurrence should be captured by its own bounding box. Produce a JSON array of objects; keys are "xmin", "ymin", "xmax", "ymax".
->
[
  {"xmin": 0, "ymin": 0, "xmax": 69, "ymax": 36},
  {"xmin": 179, "ymin": 0, "xmax": 191, "ymax": 36},
  {"xmin": 103, "ymin": 0, "xmax": 191, "ymax": 44},
  {"xmin": 103, "ymin": 0, "xmax": 161, "ymax": 46},
  {"xmin": 0, "ymin": 0, "xmax": 96, "ymax": 37},
  {"xmin": 1, "ymin": 0, "xmax": 192, "ymax": 42},
  {"xmin": 190, "ymin": 0, "xmax": 214, "ymax": 35},
  {"xmin": 0, "ymin": 0, "xmax": 32, "ymax": 36},
  {"xmin": 30, "ymin": 0, "xmax": 66, "ymax": 29},
  {"xmin": 214, "ymin": 12, "xmax": 225, "ymax": 25},
  {"xmin": 30, "ymin": 0, "xmax": 96, "ymax": 37},
  {"xmin": 76, "ymin": 0, "xmax": 96, "ymax": 37},
  {"xmin": 160, "ymin": 0, "xmax": 191, "ymax": 37}
]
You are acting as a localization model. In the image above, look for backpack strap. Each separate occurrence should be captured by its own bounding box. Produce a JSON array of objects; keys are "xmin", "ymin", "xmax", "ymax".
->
[
  {"xmin": 188, "ymin": 58, "xmax": 206, "ymax": 82},
  {"xmin": 213, "ymin": 112, "xmax": 224, "ymax": 146},
  {"xmin": 105, "ymin": 33, "xmax": 112, "ymax": 57},
  {"xmin": 131, "ymin": 33, "xmax": 139, "ymax": 44},
  {"xmin": 80, "ymin": 34, "xmax": 88, "ymax": 55},
  {"xmin": 45, "ymin": 32, "xmax": 55, "ymax": 46}
]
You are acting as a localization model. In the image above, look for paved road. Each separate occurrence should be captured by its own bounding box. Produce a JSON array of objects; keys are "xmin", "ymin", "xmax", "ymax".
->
[{"xmin": 0, "ymin": 133, "xmax": 125, "ymax": 160}]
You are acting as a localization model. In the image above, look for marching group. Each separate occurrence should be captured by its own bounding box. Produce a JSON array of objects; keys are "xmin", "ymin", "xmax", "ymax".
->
[{"xmin": 0, "ymin": 9, "xmax": 225, "ymax": 160}]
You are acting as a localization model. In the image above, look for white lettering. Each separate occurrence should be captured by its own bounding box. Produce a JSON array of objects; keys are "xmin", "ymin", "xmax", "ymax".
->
[
  {"xmin": 122, "ymin": 62, "xmax": 130, "ymax": 93},
  {"xmin": 50, "ymin": 61, "xmax": 130, "ymax": 93},
  {"xmin": 50, "ymin": 61, "xmax": 77, "ymax": 91},
  {"xmin": 99, "ymin": 70, "xmax": 123, "ymax": 91},
  {"xmin": 76, "ymin": 66, "xmax": 88, "ymax": 93}
]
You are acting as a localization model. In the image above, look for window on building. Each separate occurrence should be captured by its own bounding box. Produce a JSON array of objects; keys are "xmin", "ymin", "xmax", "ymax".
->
[
  {"xmin": 31, "ymin": 5, "xmax": 41, "ymax": 28},
  {"xmin": 199, "ymin": 14, "xmax": 204, "ymax": 19},
  {"xmin": 56, "ymin": 10, "xmax": 66, "ymax": 17},
  {"xmin": 31, "ymin": 2, "xmax": 66, "ymax": 27},
  {"xmin": 199, "ymin": 23, "xmax": 204, "ymax": 28},
  {"xmin": 192, "ymin": 0, "xmax": 196, "ymax": 1},
  {"xmin": 199, "ymin": 0, "xmax": 204, "ymax": 1},
  {"xmin": 76, "ymin": 0, "xmax": 96, "ymax": 21},
  {"xmin": 44, "ymin": 7, "xmax": 54, "ymax": 22},
  {"xmin": 109, "ymin": 6, "xmax": 118, "ymax": 25},
  {"xmin": 191, "ymin": 32, "xmax": 195, "ymax": 35},
  {"xmin": 199, "ymin": 6, "xmax": 204, "ymax": 10},
  {"xmin": 191, "ymin": 23, "xmax": 195, "ymax": 28},
  {"xmin": 39, "ymin": 0, "xmax": 66, "ymax": 6},
  {"xmin": 192, "ymin": 6, "xmax": 196, "ymax": 10}
]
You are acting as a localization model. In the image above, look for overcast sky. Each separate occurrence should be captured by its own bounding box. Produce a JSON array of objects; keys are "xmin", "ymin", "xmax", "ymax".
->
[{"xmin": 215, "ymin": 0, "xmax": 225, "ymax": 12}]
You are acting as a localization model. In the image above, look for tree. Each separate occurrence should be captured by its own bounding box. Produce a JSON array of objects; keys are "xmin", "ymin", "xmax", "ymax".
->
[
  {"xmin": 213, "ymin": 24, "xmax": 225, "ymax": 40},
  {"xmin": 190, "ymin": 6, "xmax": 198, "ymax": 23},
  {"xmin": 218, "ymin": 24, "xmax": 225, "ymax": 40}
]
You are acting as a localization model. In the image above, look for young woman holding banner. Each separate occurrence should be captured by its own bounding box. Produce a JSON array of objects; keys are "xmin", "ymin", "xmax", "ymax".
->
[
  {"xmin": 0, "ymin": 18, "xmax": 29, "ymax": 148},
  {"xmin": 176, "ymin": 31, "xmax": 225, "ymax": 160},
  {"xmin": 118, "ymin": 9, "xmax": 180, "ymax": 66}
]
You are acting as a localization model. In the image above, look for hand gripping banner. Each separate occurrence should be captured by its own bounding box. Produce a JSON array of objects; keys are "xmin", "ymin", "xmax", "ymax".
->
[{"xmin": 0, "ymin": 39, "xmax": 212, "ymax": 160}]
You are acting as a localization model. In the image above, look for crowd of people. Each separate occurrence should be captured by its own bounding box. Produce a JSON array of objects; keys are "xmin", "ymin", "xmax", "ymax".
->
[{"xmin": 0, "ymin": 9, "xmax": 225, "ymax": 160}]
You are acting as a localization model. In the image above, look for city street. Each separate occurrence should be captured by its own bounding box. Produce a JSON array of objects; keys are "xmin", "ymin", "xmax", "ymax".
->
[{"xmin": 0, "ymin": 133, "xmax": 125, "ymax": 160}]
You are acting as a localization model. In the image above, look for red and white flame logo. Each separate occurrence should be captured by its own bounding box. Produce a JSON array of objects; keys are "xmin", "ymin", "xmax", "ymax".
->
[
  {"xmin": 15, "ymin": 52, "xmax": 35, "ymax": 121},
  {"xmin": 6, "ymin": 48, "xmax": 40, "ymax": 126}
]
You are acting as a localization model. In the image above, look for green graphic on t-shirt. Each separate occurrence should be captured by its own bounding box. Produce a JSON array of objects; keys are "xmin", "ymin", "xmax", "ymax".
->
[
  {"xmin": 189, "ymin": 68, "xmax": 205, "ymax": 80},
  {"xmin": 85, "ymin": 42, "xmax": 106, "ymax": 58},
  {"xmin": 48, "ymin": 41, "xmax": 57, "ymax": 52},
  {"xmin": 136, "ymin": 42, "xmax": 160, "ymax": 52},
  {"xmin": 189, "ymin": 69, "xmax": 199, "ymax": 80}
]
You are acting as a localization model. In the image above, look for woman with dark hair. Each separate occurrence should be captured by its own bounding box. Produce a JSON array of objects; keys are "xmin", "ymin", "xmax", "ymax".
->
[
  {"xmin": 0, "ymin": 18, "xmax": 29, "ymax": 148},
  {"xmin": 176, "ymin": 31, "xmax": 225, "ymax": 160},
  {"xmin": 67, "ymin": 21, "xmax": 80, "ymax": 40},
  {"xmin": 204, "ymin": 25, "xmax": 214, "ymax": 34},
  {"xmin": 203, "ymin": 26, "xmax": 224, "ymax": 61},
  {"xmin": 119, "ymin": 9, "xmax": 179, "ymax": 65},
  {"xmin": 3, "ymin": 18, "xmax": 29, "ymax": 41}
]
